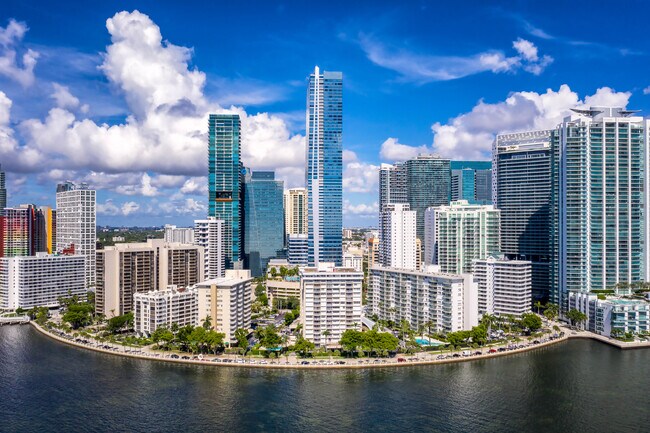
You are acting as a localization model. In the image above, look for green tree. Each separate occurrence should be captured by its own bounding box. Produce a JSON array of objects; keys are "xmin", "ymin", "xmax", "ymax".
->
[
  {"xmin": 340, "ymin": 329, "xmax": 364, "ymax": 352},
  {"xmin": 566, "ymin": 309, "xmax": 587, "ymax": 329},
  {"xmin": 152, "ymin": 326, "xmax": 174, "ymax": 350},
  {"xmin": 205, "ymin": 330, "xmax": 226, "ymax": 354},
  {"xmin": 470, "ymin": 324, "xmax": 488, "ymax": 346},
  {"xmin": 293, "ymin": 336, "xmax": 315, "ymax": 357},
  {"xmin": 544, "ymin": 303, "xmax": 559, "ymax": 322},
  {"xmin": 62, "ymin": 303, "xmax": 94, "ymax": 329},
  {"xmin": 235, "ymin": 328, "xmax": 249, "ymax": 354},
  {"xmin": 106, "ymin": 312, "xmax": 134, "ymax": 334},
  {"xmin": 520, "ymin": 313, "xmax": 542, "ymax": 334},
  {"xmin": 86, "ymin": 291, "xmax": 96, "ymax": 306},
  {"xmin": 534, "ymin": 301, "xmax": 543, "ymax": 315},
  {"xmin": 202, "ymin": 315, "xmax": 212, "ymax": 330}
]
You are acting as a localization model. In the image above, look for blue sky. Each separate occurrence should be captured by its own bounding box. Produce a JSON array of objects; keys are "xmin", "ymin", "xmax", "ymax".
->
[{"xmin": 0, "ymin": 0, "xmax": 648, "ymax": 227}]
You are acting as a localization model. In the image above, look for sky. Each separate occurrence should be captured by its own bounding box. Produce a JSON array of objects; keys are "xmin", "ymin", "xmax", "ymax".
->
[{"xmin": 0, "ymin": 0, "xmax": 648, "ymax": 227}]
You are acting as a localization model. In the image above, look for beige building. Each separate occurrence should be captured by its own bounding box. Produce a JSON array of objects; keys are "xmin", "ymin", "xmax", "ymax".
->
[
  {"xmin": 267, "ymin": 279, "xmax": 300, "ymax": 307},
  {"xmin": 96, "ymin": 239, "xmax": 204, "ymax": 317},
  {"xmin": 284, "ymin": 188, "xmax": 307, "ymax": 236},
  {"xmin": 196, "ymin": 269, "xmax": 253, "ymax": 343}
]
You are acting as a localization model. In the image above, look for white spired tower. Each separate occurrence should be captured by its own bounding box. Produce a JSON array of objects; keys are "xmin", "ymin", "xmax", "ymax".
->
[{"xmin": 56, "ymin": 181, "xmax": 96, "ymax": 289}]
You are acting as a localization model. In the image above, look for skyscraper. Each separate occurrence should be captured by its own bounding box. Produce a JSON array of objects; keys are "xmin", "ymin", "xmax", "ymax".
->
[
  {"xmin": 194, "ymin": 217, "xmax": 224, "ymax": 280},
  {"xmin": 379, "ymin": 203, "xmax": 417, "ymax": 270},
  {"xmin": 424, "ymin": 200, "xmax": 500, "ymax": 274},
  {"xmin": 474, "ymin": 169, "xmax": 492, "ymax": 204},
  {"xmin": 243, "ymin": 170, "xmax": 284, "ymax": 276},
  {"xmin": 284, "ymin": 187, "xmax": 308, "ymax": 237},
  {"xmin": 56, "ymin": 182, "xmax": 96, "ymax": 287},
  {"xmin": 493, "ymin": 130, "xmax": 553, "ymax": 302},
  {"xmin": 555, "ymin": 107, "xmax": 649, "ymax": 306},
  {"xmin": 379, "ymin": 163, "xmax": 407, "ymax": 211},
  {"xmin": 0, "ymin": 164, "xmax": 6, "ymax": 215},
  {"xmin": 306, "ymin": 66, "xmax": 343, "ymax": 266},
  {"xmin": 2, "ymin": 206, "xmax": 37, "ymax": 257},
  {"xmin": 451, "ymin": 168, "xmax": 476, "ymax": 203},
  {"xmin": 406, "ymin": 155, "xmax": 451, "ymax": 243},
  {"xmin": 208, "ymin": 114, "xmax": 243, "ymax": 269}
]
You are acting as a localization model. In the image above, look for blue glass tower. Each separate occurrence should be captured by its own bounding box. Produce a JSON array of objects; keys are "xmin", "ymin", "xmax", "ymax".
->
[
  {"xmin": 306, "ymin": 66, "xmax": 343, "ymax": 266},
  {"xmin": 208, "ymin": 114, "xmax": 242, "ymax": 269},
  {"xmin": 243, "ymin": 170, "xmax": 284, "ymax": 277}
]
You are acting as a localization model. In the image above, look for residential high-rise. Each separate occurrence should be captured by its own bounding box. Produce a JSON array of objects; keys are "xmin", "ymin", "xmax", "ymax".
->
[
  {"xmin": 243, "ymin": 170, "xmax": 284, "ymax": 277},
  {"xmin": 194, "ymin": 217, "xmax": 224, "ymax": 280},
  {"xmin": 379, "ymin": 203, "xmax": 417, "ymax": 270},
  {"xmin": 0, "ymin": 164, "xmax": 6, "ymax": 215},
  {"xmin": 473, "ymin": 256, "xmax": 532, "ymax": 317},
  {"xmin": 406, "ymin": 155, "xmax": 451, "ymax": 242},
  {"xmin": 196, "ymin": 269, "xmax": 252, "ymax": 343},
  {"xmin": 283, "ymin": 188, "xmax": 308, "ymax": 237},
  {"xmin": 56, "ymin": 181, "xmax": 96, "ymax": 287},
  {"xmin": 2, "ymin": 206, "xmax": 37, "ymax": 257},
  {"xmin": 95, "ymin": 239, "xmax": 204, "ymax": 317},
  {"xmin": 208, "ymin": 114, "xmax": 243, "ymax": 270},
  {"xmin": 35, "ymin": 206, "xmax": 56, "ymax": 254},
  {"xmin": 306, "ymin": 66, "xmax": 343, "ymax": 266},
  {"xmin": 164, "ymin": 225, "xmax": 194, "ymax": 244},
  {"xmin": 424, "ymin": 200, "xmax": 500, "ymax": 274},
  {"xmin": 379, "ymin": 163, "xmax": 407, "ymax": 211},
  {"xmin": 369, "ymin": 265, "xmax": 478, "ymax": 333},
  {"xmin": 555, "ymin": 107, "xmax": 649, "ymax": 306},
  {"xmin": 300, "ymin": 263, "xmax": 362, "ymax": 346},
  {"xmin": 0, "ymin": 253, "xmax": 85, "ymax": 310},
  {"xmin": 365, "ymin": 231, "xmax": 380, "ymax": 269},
  {"xmin": 493, "ymin": 130, "xmax": 553, "ymax": 303},
  {"xmin": 134, "ymin": 286, "xmax": 198, "ymax": 336}
]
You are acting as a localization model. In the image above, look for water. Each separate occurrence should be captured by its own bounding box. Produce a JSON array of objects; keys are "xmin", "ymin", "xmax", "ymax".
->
[{"xmin": 1, "ymin": 325, "xmax": 649, "ymax": 432}]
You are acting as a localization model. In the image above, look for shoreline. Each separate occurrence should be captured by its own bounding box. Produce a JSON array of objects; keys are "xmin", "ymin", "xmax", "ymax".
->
[{"xmin": 30, "ymin": 321, "xmax": 576, "ymax": 370}]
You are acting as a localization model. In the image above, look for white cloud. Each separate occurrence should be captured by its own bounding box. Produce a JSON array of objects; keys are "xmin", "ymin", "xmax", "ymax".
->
[
  {"xmin": 342, "ymin": 150, "xmax": 379, "ymax": 193},
  {"xmin": 50, "ymin": 83, "xmax": 80, "ymax": 109},
  {"xmin": 121, "ymin": 201, "xmax": 140, "ymax": 216},
  {"xmin": 358, "ymin": 34, "xmax": 552, "ymax": 83},
  {"xmin": 643, "ymin": 86, "xmax": 650, "ymax": 95},
  {"xmin": 179, "ymin": 177, "xmax": 207, "ymax": 195},
  {"xmin": 379, "ymin": 137, "xmax": 433, "ymax": 162},
  {"xmin": 428, "ymin": 85, "xmax": 631, "ymax": 159},
  {"xmin": 0, "ymin": 10, "xmax": 306, "ymax": 199},
  {"xmin": 0, "ymin": 19, "xmax": 39, "ymax": 87},
  {"xmin": 343, "ymin": 200, "xmax": 378, "ymax": 218},
  {"xmin": 97, "ymin": 199, "xmax": 120, "ymax": 216}
]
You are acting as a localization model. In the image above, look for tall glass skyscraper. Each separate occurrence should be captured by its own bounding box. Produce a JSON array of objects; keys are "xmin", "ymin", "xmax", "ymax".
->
[
  {"xmin": 493, "ymin": 130, "xmax": 553, "ymax": 303},
  {"xmin": 379, "ymin": 163, "xmax": 407, "ymax": 211},
  {"xmin": 306, "ymin": 66, "xmax": 343, "ymax": 266},
  {"xmin": 208, "ymin": 114, "xmax": 243, "ymax": 269},
  {"xmin": 554, "ymin": 107, "xmax": 649, "ymax": 306},
  {"xmin": 243, "ymin": 170, "xmax": 284, "ymax": 277},
  {"xmin": 406, "ymin": 155, "xmax": 451, "ymax": 242}
]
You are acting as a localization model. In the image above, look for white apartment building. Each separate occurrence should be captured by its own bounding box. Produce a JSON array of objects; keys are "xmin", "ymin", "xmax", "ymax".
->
[
  {"xmin": 300, "ymin": 263, "xmax": 363, "ymax": 347},
  {"xmin": 56, "ymin": 181, "xmax": 96, "ymax": 287},
  {"xmin": 194, "ymin": 217, "xmax": 224, "ymax": 280},
  {"xmin": 473, "ymin": 256, "xmax": 532, "ymax": 317},
  {"xmin": 424, "ymin": 200, "xmax": 500, "ymax": 274},
  {"xmin": 379, "ymin": 203, "xmax": 417, "ymax": 271},
  {"xmin": 96, "ymin": 239, "xmax": 204, "ymax": 317},
  {"xmin": 196, "ymin": 270, "xmax": 253, "ymax": 343},
  {"xmin": 164, "ymin": 225, "xmax": 195, "ymax": 244},
  {"xmin": 284, "ymin": 188, "xmax": 308, "ymax": 236},
  {"xmin": 569, "ymin": 292, "xmax": 650, "ymax": 337},
  {"xmin": 342, "ymin": 252, "xmax": 363, "ymax": 272},
  {"xmin": 369, "ymin": 265, "xmax": 478, "ymax": 333},
  {"xmin": 133, "ymin": 286, "xmax": 198, "ymax": 336},
  {"xmin": 0, "ymin": 253, "xmax": 85, "ymax": 310}
]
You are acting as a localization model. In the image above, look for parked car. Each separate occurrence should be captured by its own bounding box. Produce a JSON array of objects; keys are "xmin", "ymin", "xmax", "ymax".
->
[{"xmin": 397, "ymin": 357, "xmax": 406, "ymax": 363}]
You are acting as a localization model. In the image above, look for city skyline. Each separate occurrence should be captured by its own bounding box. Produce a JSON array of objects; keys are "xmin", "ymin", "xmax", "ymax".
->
[{"xmin": 0, "ymin": 1, "xmax": 649, "ymax": 227}]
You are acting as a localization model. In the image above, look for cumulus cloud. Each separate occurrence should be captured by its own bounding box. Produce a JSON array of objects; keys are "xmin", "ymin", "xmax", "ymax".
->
[
  {"xmin": 643, "ymin": 86, "xmax": 650, "ymax": 95},
  {"xmin": 343, "ymin": 200, "xmax": 378, "ymax": 218},
  {"xmin": 379, "ymin": 137, "xmax": 434, "ymax": 162},
  {"xmin": 342, "ymin": 150, "xmax": 379, "ymax": 193},
  {"xmin": 358, "ymin": 34, "xmax": 552, "ymax": 83},
  {"xmin": 0, "ymin": 10, "xmax": 305, "ymax": 199},
  {"xmin": 121, "ymin": 201, "xmax": 140, "ymax": 216},
  {"xmin": 50, "ymin": 83, "xmax": 80, "ymax": 109},
  {"xmin": 428, "ymin": 85, "xmax": 631, "ymax": 159},
  {"xmin": 0, "ymin": 19, "xmax": 39, "ymax": 87}
]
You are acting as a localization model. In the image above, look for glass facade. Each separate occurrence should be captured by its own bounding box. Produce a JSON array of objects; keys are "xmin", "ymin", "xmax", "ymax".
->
[
  {"xmin": 306, "ymin": 67, "xmax": 343, "ymax": 266},
  {"xmin": 556, "ymin": 108, "xmax": 648, "ymax": 306},
  {"xmin": 243, "ymin": 170, "xmax": 284, "ymax": 277},
  {"xmin": 406, "ymin": 155, "xmax": 451, "ymax": 242},
  {"xmin": 494, "ymin": 130, "xmax": 553, "ymax": 302},
  {"xmin": 208, "ymin": 114, "xmax": 243, "ymax": 269}
]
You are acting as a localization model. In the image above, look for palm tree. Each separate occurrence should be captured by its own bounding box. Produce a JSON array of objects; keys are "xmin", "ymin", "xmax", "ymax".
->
[
  {"xmin": 534, "ymin": 301, "xmax": 543, "ymax": 315},
  {"xmin": 481, "ymin": 314, "xmax": 496, "ymax": 335},
  {"xmin": 322, "ymin": 330, "xmax": 331, "ymax": 347}
]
